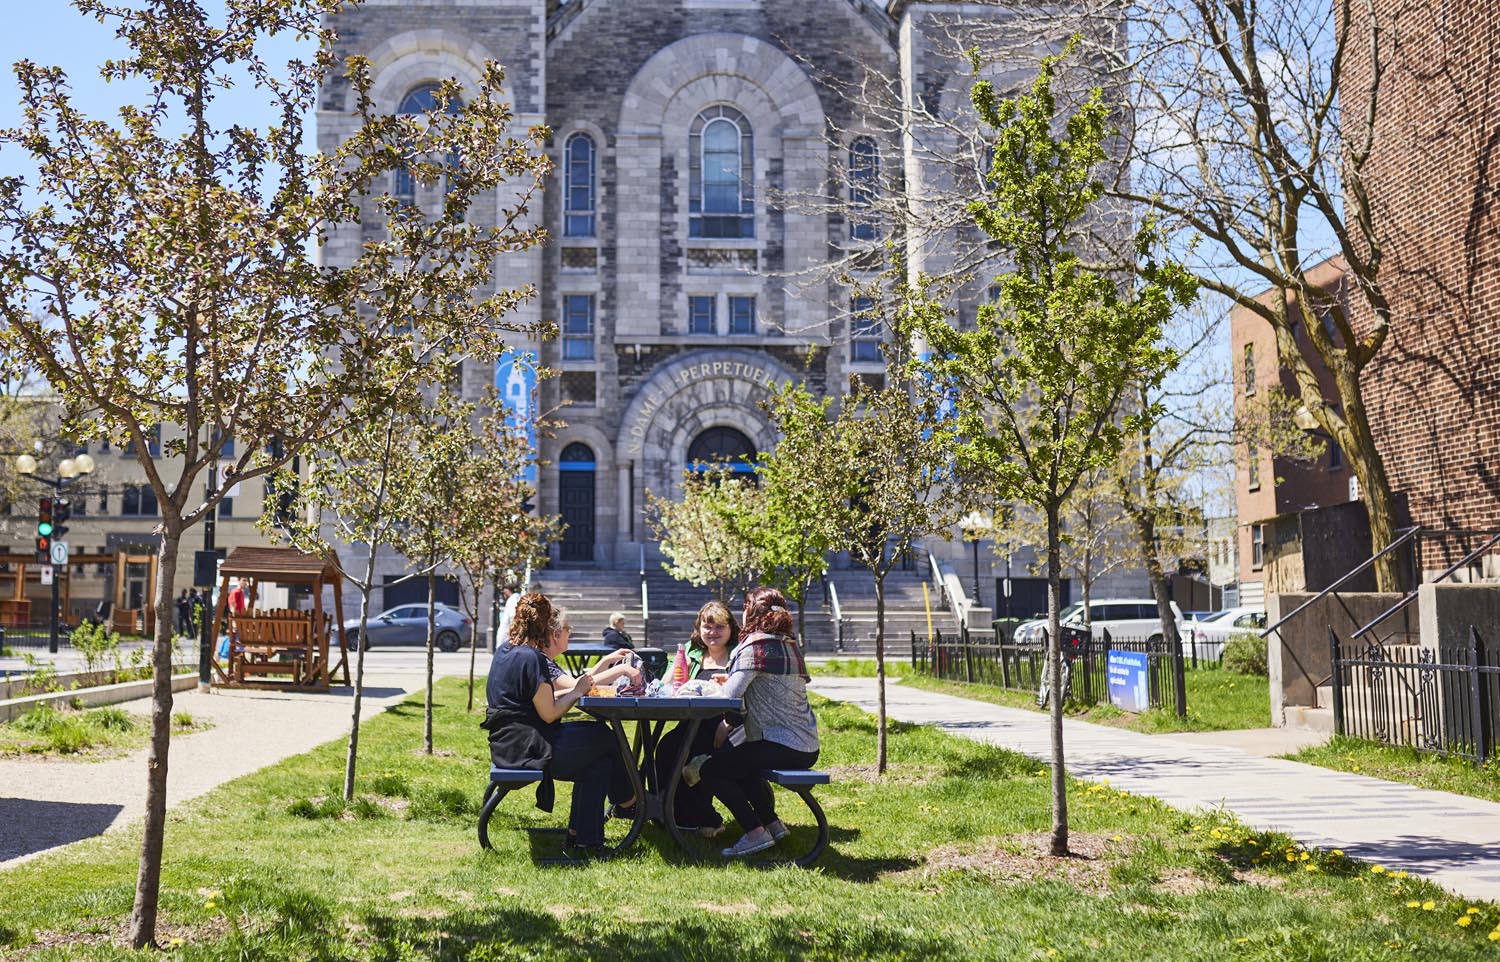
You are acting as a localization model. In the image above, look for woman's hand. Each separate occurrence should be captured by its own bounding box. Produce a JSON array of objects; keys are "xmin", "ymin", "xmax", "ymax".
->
[
  {"xmin": 572, "ymin": 671, "xmax": 595, "ymax": 693},
  {"xmin": 713, "ymin": 719, "xmax": 731, "ymax": 748},
  {"xmin": 599, "ymin": 648, "xmax": 634, "ymax": 668}
]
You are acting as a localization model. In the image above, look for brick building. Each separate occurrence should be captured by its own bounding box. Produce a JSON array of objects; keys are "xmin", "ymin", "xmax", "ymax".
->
[
  {"xmin": 1345, "ymin": 0, "xmax": 1500, "ymax": 555},
  {"xmin": 1230, "ymin": 257, "xmax": 1354, "ymax": 607}
]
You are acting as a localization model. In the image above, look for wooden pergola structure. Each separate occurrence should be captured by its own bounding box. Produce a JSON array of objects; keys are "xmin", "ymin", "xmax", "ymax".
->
[
  {"xmin": 209, "ymin": 546, "xmax": 350, "ymax": 691},
  {"xmin": 0, "ymin": 549, "xmax": 157, "ymax": 632}
]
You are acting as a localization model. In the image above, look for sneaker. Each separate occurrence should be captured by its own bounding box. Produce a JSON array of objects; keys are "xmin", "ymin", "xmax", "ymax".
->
[
  {"xmin": 607, "ymin": 802, "xmax": 638, "ymax": 821},
  {"xmin": 562, "ymin": 836, "xmax": 609, "ymax": 859},
  {"xmin": 765, "ymin": 819, "xmax": 789, "ymax": 843},
  {"xmin": 721, "ymin": 830, "xmax": 776, "ymax": 858},
  {"xmin": 681, "ymin": 754, "xmax": 712, "ymax": 788}
]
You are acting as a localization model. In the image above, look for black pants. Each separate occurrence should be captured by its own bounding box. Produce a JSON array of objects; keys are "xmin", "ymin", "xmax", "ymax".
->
[
  {"xmin": 655, "ymin": 720, "xmax": 723, "ymax": 829},
  {"xmin": 548, "ymin": 721, "xmax": 633, "ymax": 845},
  {"xmin": 700, "ymin": 740, "xmax": 819, "ymax": 833}
]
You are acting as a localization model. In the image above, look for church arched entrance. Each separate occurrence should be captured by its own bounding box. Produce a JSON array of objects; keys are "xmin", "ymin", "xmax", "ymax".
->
[{"xmin": 558, "ymin": 442, "xmax": 596, "ymax": 564}]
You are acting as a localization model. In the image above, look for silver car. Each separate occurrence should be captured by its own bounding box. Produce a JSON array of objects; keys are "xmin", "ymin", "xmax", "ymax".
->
[{"xmin": 344, "ymin": 603, "xmax": 473, "ymax": 651}]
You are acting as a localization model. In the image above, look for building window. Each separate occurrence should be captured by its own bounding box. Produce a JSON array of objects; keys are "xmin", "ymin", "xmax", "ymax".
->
[
  {"xmin": 123, "ymin": 425, "xmax": 161, "ymax": 458},
  {"xmin": 1251, "ymin": 524, "xmax": 1264, "ymax": 569},
  {"xmin": 689, "ymin": 106, "xmax": 754, "ymax": 239},
  {"xmin": 561, "ymin": 294, "xmax": 595, "ymax": 360},
  {"xmin": 1243, "ymin": 343, "xmax": 1255, "ymax": 395},
  {"xmin": 728, "ymin": 295, "xmax": 756, "ymax": 335},
  {"xmin": 564, "ymin": 133, "xmax": 596, "ymax": 238},
  {"xmin": 122, "ymin": 484, "xmax": 159, "ymax": 517},
  {"xmin": 848, "ymin": 136, "xmax": 879, "ymax": 241},
  {"xmin": 219, "ymin": 498, "xmax": 234, "ymax": 519},
  {"xmin": 394, "ymin": 83, "xmax": 461, "ymax": 206},
  {"xmin": 98, "ymin": 490, "xmax": 109, "ymax": 513},
  {"xmin": 1247, "ymin": 440, "xmax": 1261, "ymax": 491},
  {"xmin": 689, "ymin": 295, "xmax": 716, "ymax": 335},
  {"xmin": 851, "ymin": 296, "xmax": 882, "ymax": 362},
  {"xmin": 211, "ymin": 429, "xmax": 234, "ymax": 459}
]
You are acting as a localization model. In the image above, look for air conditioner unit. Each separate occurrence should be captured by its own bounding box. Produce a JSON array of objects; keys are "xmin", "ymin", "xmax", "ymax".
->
[{"xmin": 1348, "ymin": 476, "xmax": 1361, "ymax": 502}]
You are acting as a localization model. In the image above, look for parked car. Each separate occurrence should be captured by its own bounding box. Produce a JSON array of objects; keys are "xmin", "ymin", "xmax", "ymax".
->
[
  {"xmin": 344, "ymin": 603, "xmax": 472, "ymax": 651},
  {"xmin": 1191, "ymin": 607, "xmax": 1267, "ymax": 659},
  {"xmin": 1012, "ymin": 599, "xmax": 1195, "ymax": 650}
]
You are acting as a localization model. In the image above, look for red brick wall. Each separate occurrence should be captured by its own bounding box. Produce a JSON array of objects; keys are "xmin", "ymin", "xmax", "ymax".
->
[{"xmin": 1344, "ymin": 1, "xmax": 1500, "ymax": 551}]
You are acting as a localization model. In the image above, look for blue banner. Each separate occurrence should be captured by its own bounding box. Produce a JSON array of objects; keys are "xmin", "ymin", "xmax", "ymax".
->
[
  {"xmin": 494, "ymin": 350, "xmax": 538, "ymax": 487},
  {"xmin": 1107, "ymin": 649, "xmax": 1150, "ymax": 713}
]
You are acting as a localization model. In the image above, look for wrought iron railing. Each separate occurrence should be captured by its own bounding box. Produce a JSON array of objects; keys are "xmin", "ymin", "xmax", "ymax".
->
[{"xmin": 1328, "ymin": 626, "xmax": 1499, "ymax": 763}]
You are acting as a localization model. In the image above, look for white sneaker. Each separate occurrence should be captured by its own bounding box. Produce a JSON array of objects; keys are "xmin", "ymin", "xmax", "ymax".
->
[
  {"xmin": 721, "ymin": 831, "xmax": 776, "ymax": 858},
  {"xmin": 765, "ymin": 819, "xmax": 789, "ymax": 843},
  {"xmin": 681, "ymin": 754, "xmax": 712, "ymax": 787}
]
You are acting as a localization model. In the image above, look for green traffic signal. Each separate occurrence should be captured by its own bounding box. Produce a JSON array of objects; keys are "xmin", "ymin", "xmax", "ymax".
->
[{"xmin": 36, "ymin": 520, "xmax": 53, "ymax": 537}]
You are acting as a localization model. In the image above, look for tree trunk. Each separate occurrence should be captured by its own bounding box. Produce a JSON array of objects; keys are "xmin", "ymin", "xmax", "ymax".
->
[
  {"xmin": 874, "ymin": 568, "xmax": 888, "ymax": 774},
  {"xmin": 1133, "ymin": 505, "xmax": 1186, "ymax": 717},
  {"xmin": 424, "ymin": 567, "xmax": 436, "ymax": 755},
  {"xmin": 344, "ymin": 572, "xmax": 376, "ymax": 801},
  {"xmin": 467, "ymin": 578, "xmax": 481, "ymax": 713},
  {"xmin": 127, "ymin": 530, "xmax": 180, "ymax": 949},
  {"xmin": 1045, "ymin": 502, "xmax": 1069, "ymax": 857}
]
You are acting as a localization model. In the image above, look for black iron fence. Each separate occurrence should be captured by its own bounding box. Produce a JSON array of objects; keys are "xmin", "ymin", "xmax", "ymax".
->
[
  {"xmin": 1329, "ymin": 626, "xmax": 1499, "ymax": 763},
  {"xmin": 911, "ymin": 626, "xmax": 1179, "ymax": 710},
  {"xmin": 0, "ymin": 622, "xmax": 68, "ymax": 651}
]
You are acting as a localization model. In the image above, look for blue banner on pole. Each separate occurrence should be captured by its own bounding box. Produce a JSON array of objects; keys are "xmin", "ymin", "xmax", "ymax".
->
[
  {"xmin": 494, "ymin": 350, "xmax": 538, "ymax": 487},
  {"xmin": 1107, "ymin": 649, "xmax": 1150, "ymax": 713}
]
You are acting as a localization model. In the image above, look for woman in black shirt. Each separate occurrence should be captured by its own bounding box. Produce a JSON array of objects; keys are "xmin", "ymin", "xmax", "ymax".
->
[{"xmin": 484, "ymin": 593, "xmax": 635, "ymax": 855}]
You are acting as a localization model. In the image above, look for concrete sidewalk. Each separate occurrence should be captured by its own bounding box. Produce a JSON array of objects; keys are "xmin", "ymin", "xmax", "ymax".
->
[
  {"xmin": 811, "ymin": 676, "xmax": 1500, "ymax": 903},
  {"xmin": 0, "ymin": 671, "xmax": 423, "ymax": 870}
]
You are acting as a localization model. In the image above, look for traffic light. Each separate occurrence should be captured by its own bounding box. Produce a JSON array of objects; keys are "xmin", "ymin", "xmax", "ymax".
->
[
  {"xmin": 35, "ymin": 496, "xmax": 52, "ymax": 561},
  {"xmin": 53, "ymin": 498, "xmax": 71, "ymax": 539}
]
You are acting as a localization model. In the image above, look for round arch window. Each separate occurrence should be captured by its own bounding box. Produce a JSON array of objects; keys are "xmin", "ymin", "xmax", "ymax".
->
[
  {"xmin": 687, "ymin": 427, "xmax": 757, "ymax": 474},
  {"xmin": 560, "ymin": 442, "xmax": 595, "ymax": 467}
]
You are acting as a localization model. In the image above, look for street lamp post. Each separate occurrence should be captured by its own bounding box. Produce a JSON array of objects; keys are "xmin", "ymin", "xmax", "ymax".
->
[
  {"xmin": 17, "ymin": 452, "xmax": 96, "ymax": 653},
  {"xmin": 960, "ymin": 510, "xmax": 989, "ymax": 610}
]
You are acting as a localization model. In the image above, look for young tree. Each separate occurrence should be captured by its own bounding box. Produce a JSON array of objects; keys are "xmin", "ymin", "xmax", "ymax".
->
[
  {"xmin": 916, "ymin": 53, "xmax": 1194, "ymax": 855},
  {"xmin": 647, "ymin": 467, "xmax": 765, "ymax": 606},
  {"xmin": 0, "ymin": 2, "xmax": 548, "ymax": 945},
  {"xmin": 747, "ymin": 455, "xmax": 834, "ymax": 643},
  {"xmin": 766, "ymin": 348, "xmax": 956, "ymax": 774}
]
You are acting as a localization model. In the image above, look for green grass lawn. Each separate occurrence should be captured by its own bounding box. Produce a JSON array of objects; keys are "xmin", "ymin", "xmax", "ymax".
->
[
  {"xmin": 1284, "ymin": 736, "xmax": 1500, "ymax": 803},
  {"xmin": 2, "ymin": 677, "xmax": 1497, "ymax": 960},
  {"xmin": 0, "ymin": 706, "xmax": 207, "ymax": 758},
  {"xmin": 898, "ymin": 666, "xmax": 1272, "ymax": 734}
]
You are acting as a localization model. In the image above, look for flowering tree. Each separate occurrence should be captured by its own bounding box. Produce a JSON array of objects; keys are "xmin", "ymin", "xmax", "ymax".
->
[{"xmin": 0, "ymin": 1, "xmax": 549, "ymax": 946}]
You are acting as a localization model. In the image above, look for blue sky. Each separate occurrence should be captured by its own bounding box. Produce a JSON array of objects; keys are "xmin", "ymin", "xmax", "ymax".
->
[{"xmin": 0, "ymin": 2, "xmax": 314, "ymax": 181}]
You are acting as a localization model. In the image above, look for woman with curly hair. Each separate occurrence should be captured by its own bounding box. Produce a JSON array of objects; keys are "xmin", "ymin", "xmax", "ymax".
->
[
  {"xmin": 654, "ymin": 599, "xmax": 739, "ymax": 836},
  {"xmin": 482, "ymin": 592, "xmax": 635, "ymax": 856},
  {"xmin": 692, "ymin": 586, "xmax": 819, "ymax": 857}
]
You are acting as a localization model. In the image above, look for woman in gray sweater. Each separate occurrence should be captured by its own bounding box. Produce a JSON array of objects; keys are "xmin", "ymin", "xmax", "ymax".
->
[{"xmin": 695, "ymin": 586, "xmax": 819, "ymax": 857}]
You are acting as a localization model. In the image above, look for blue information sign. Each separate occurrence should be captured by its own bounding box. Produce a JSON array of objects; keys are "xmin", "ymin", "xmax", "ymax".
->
[
  {"xmin": 1107, "ymin": 649, "xmax": 1150, "ymax": 713},
  {"xmin": 494, "ymin": 350, "xmax": 539, "ymax": 487}
]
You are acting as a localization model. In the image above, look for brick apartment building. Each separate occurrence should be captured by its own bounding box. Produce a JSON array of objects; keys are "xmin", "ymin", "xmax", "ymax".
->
[
  {"xmin": 1345, "ymin": 0, "xmax": 1500, "ymax": 560},
  {"xmin": 1231, "ymin": 258, "xmax": 1355, "ymax": 607}
]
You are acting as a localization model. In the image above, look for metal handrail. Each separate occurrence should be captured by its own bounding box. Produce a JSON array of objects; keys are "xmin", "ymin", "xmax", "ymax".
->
[
  {"xmin": 926, "ymin": 549, "xmax": 947, "ymax": 608},
  {"xmin": 1260, "ymin": 525, "xmax": 1422, "ymax": 638},
  {"xmin": 1351, "ymin": 529, "xmax": 1500, "ymax": 641},
  {"xmin": 828, "ymin": 582, "xmax": 844, "ymax": 653}
]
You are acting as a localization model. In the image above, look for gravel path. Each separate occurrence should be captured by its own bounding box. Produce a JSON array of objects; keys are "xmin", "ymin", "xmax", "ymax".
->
[{"xmin": 0, "ymin": 670, "xmax": 426, "ymax": 869}]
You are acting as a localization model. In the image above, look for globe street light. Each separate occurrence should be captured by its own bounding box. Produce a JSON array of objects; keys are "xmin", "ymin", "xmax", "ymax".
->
[{"xmin": 960, "ymin": 510, "xmax": 990, "ymax": 607}]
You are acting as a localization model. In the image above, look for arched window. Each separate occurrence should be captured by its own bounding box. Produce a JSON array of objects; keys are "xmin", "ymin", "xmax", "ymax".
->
[
  {"xmin": 687, "ymin": 426, "xmax": 758, "ymax": 474},
  {"xmin": 564, "ymin": 133, "xmax": 596, "ymax": 238},
  {"xmin": 849, "ymin": 136, "xmax": 880, "ymax": 241},
  {"xmin": 394, "ymin": 83, "xmax": 462, "ymax": 206},
  {"xmin": 689, "ymin": 106, "xmax": 754, "ymax": 239},
  {"xmin": 560, "ymin": 442, "xmax": 595, "ymax": 467}
]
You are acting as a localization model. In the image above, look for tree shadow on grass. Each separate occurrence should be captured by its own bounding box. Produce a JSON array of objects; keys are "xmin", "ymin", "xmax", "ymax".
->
[{"xmin": 359, "ymin": 903, "xmax": 955, "ymax": 962}]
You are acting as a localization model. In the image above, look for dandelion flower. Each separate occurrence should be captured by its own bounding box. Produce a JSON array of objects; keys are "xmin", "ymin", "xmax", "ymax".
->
[
  {"xmin": 1467, "ymin": 907, "xmax": 1480, "ymax": 915},
  {"xmin": 1235, "ymin": 938, "xmax": 1250, "ymax": 944},
  {"xmin": 1488, "ymin": 930, "xmax": 1500, "ymax": 941},
  {"xmin": 1299, "ymin": 852, "xmax": 1310, "ymax": 861},
  {"xmin": 1423, "ymin": 901, "xmax": 1436, "ymax": 911},
  {"xmin": 1111, "ymin": 835, "xmax": 1123, "ymax": 843},
  {"xmin": 1407, "ymin": 901, "xmax": 1421, "ymax": 909},
  {"xmin": 1371, "ymin": 865, "xmax": 1387, "ymax": 874},
  {"xmin": 1332, "ymin": 849, "xmax": 1343, "ymax": 857},
  {"xmin": 1394, "ymin": 870, "xmax": 1409, "ymax": 879},
  {"xmin": 1457, "ymin": 916, "xmax": 1473, "ymax": 928}
]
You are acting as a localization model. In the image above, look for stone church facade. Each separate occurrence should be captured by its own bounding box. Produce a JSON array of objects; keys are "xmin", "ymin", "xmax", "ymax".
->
[{"xmin": 317, "ymin": 0, "xmax": 1037, "ymax": 581}]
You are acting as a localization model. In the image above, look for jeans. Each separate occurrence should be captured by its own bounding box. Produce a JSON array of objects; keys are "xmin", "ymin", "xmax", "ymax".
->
[
  {"xmin": 655, "ymin": 720, "xmax": 723, "ymax": 829},
  {"xmin": 699, "ymin": 740, "xmax": 819, "ymax": 833},
  {"xmin": 548, "ymin": 721, "xmax": 633, "ymax": 845}
]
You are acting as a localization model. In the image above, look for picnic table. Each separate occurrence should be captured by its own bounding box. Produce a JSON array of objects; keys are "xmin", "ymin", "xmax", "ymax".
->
[
  {"xmin": 579, "ymin": 695, "xmax": 741, "ymax": 854},
  {"xmin": 557, "ymin": 642, "xmax": 616, "ymax": 675}
]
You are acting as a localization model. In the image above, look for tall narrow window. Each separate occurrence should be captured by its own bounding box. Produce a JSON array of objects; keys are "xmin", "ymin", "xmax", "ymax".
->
[
  {"xmin": 729, "ymin": 295, "xmax": 756, "ymax": 335},
  {"xmin": 849, "ymin": 136, "xmax": 879, "ymax": 241},
  {"xmin": 1246, "ymin": 439, "xmax": 1261, "ymax": 490},
  {"xmin": 851, "ymin": 296, "xmax": 882, "ymax": 362},
  {"xmin": 1243, "ymin": 343, "xmax": 1256, "ymax": 395},
  {"xmin": 690, "ymin": 106, "xmax": 754, "ymax": 238},
  {"xmin": 1328, "ymin": 404, "xmax": 1344, "ymax": 469},
  {"xmin": 564, "ymin": 133, "xmax": 596, "ymax": 237},
  {"xmin": 689, "ymin": 295, "xmax": 716, "ymax": 335},
  {"xmin": 562, "ymin": 294, "xmax": 595, "ymax": 360},
  {"xmin": 1251, "ymin": 524, "xmax": 1265, "ymax": 569},
  {"xmin": 395, "ymin": 83, "xmax": 462, "ymax": 206}
]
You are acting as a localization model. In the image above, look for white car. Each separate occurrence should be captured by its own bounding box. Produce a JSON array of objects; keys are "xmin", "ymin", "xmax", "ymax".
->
[
  {"xmin": 1191, "ymin": 607, "xmax": 1267, "ymax": 659},
  {"xmin": 1011, "ymin": 599, "xmax": 1194, "ymax": 649}
]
